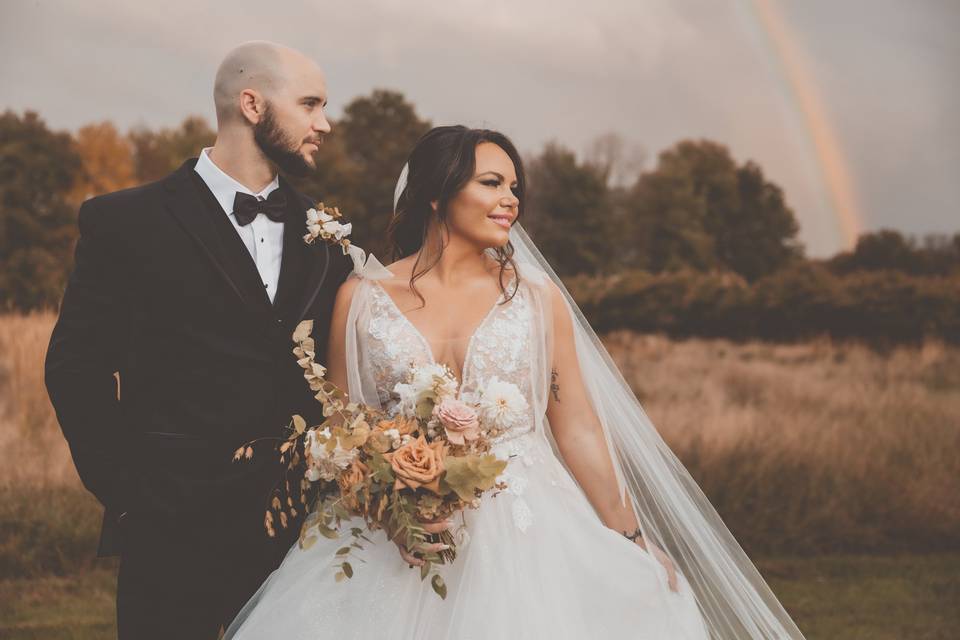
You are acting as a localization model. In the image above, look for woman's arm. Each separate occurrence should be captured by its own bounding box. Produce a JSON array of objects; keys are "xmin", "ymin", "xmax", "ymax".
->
[
  {"xmin": 543, "ymin": 282, "xmax": 678, "ymax": 590},
  {"xmin": 325, "ymin": 276, "xmax": 360, "ymax": 395}
]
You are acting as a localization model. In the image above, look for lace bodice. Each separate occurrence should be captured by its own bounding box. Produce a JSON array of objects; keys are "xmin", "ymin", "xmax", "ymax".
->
[{"xmin": 363, "ymin": 276, "xmax": 537, "ymax": 445}]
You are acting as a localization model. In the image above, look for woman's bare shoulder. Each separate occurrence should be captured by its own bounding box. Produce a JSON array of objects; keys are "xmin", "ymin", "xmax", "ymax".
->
[{"xmin": 333, "ymin": 275, "xmax": 364, "ymax": 311}]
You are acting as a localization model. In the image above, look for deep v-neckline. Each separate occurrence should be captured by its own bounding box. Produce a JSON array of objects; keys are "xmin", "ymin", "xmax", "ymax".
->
[{"xmin": 371, "ymin": 275, "xmax": 515, "ymax": 384}]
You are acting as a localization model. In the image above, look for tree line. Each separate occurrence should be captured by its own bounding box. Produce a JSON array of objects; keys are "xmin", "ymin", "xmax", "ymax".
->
[{"xmin": 1, "ymin": 91, "xmax": 958, "ymax": 342}]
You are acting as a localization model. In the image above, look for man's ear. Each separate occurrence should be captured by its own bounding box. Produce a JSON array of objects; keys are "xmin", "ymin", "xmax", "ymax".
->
[{"xmin": 239, "ymin": 89, "xmax": 265, "ymax": 125}]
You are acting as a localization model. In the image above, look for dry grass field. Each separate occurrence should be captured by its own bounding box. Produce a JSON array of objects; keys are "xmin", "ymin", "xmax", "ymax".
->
[
  {"xmin": 0, "ymin": 313, "xmax": 79, "ymax": 488},
  {"xmin": 1, "ymin": 312, "xmax": 958, "ymax": 638},
  {"xmin": 605, "ymin": 331, "xmax": 960, "ymax": 554}
]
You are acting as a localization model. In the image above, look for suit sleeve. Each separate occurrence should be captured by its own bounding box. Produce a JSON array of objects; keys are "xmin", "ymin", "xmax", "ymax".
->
[{"xmin": 45, "ymin": 198, "xmax": 136, "ymax": 513}]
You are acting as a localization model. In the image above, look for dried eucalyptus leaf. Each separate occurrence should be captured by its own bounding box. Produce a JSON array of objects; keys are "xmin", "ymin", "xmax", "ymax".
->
[
  {"xmin": 431, "ymin": 574, "xmax": 447, "ymax": 599},
  {"xmin": 292, "ymin": 320, "xmax": 313, "ymax": 343},
  {"xmin": 293, "ymin": 415, "xmax": 307, "ymax": 435}
]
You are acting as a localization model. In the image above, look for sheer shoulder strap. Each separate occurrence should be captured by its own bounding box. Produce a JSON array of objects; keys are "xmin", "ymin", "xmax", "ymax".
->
[
  {"xmin": 513, "ymin": 257, "xmax": 550, "ymax": 287},
  {"xmin": 342, "ymin": 281, "xmax": 385, "ymax": 413},
  {"xmin": 341, "ymin": 241, "xmax": 394, "ymax": 409},
  {"xmin": 345, "ymin": 244, "xmax": 393, "ymax": 281}
]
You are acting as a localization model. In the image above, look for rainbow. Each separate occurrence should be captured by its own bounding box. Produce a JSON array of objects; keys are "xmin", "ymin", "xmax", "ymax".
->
[{"xmin": 743, "ymin": 0, "xmax": 864, "ymax": 250}]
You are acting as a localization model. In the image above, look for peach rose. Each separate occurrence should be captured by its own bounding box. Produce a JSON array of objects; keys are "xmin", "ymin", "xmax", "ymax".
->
[
  {"xmin": 375, "ymin": 416, "xmax": 417, "ymax": 437},
  {"xmin": 432, "ymin": 398, "xmax": 480, "ymax": 446},
  {"xmin": 337, "ymin": 459, "xmax": 369, "ymax": 511},
  {"xmin": 384, "ymin": 435, "xmax": 446, "ymax": 494}
]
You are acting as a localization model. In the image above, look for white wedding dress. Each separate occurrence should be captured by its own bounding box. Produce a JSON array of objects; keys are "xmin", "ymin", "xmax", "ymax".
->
[{"xmin": 224, "ymin": 264, "xmax": 710, "ymax": 639}]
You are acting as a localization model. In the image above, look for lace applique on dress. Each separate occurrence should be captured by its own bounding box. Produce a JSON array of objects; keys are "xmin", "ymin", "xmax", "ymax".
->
[
  {"xmin": 365, "ymin": 282, "xmax": 433, "ymax": 410},
  {"xmin": 492, "ymin": 430, "xmax": 544, "ymax": 533},
  {"xmin": 461, "ymin": 280, "xmax": 536, "ymax": 445}
]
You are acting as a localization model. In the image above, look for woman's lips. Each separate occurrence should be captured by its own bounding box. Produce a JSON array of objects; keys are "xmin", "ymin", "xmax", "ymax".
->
[{"xmin": 488, "ymin": 215, "xmax": 513, "ymax": 229}]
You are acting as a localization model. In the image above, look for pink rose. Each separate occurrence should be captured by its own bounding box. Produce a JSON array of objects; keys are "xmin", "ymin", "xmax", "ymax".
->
[{"xmin": 432, "ymin": 398, "xmax": 480, "ymax": 446}]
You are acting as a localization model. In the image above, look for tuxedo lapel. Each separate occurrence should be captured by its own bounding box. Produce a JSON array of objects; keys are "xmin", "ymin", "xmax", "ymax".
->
[
  {"xmin": 272, "ymin": 181, "xmax": 310, "ymax": 322},
  {"xmin": 295, "ymin": 241, "xmax": 331, "ymax": 325},
  {"xmin": 161, "ymin": 160, "xmax": 271, "ymax": 314},
  {"xmin": 162, "ymin": 160, "xmax": 249, "ymax": 308},
  {"xmin": 276, "ymin": 178, "xmax": 333, "ymax": 325}
]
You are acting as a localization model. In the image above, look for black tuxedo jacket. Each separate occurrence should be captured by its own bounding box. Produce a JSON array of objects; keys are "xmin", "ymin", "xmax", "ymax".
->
[{"xmin": 45, "ymin": 159, "xmax": 352, "ymax": 556}]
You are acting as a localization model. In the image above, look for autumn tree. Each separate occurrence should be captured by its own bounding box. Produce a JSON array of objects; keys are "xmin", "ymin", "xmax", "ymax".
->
[
  {"xmin": 0, "ymin": 111, "xmax": 81, "ymax": 310},
  {"xmin": 129, "ymin": 116, "xmax": 216, "ymax": 184},
  {"xmin": 523, "ymin": 143, "xmax": 614, "ymax": 277},
  {"xmin": 69, "ymin": 121, "xmax": 136, "ymax": 204},
  {"xmin": 626, "ymin": 140, "xmax": 802, "ymax": 279},
  {"xmin": 339, "ymin": 90, "xmax": 431, "ymax": 257},
  {"xmin": 828, "ymin": 229, "xmax": 960, "ymax": 276}
]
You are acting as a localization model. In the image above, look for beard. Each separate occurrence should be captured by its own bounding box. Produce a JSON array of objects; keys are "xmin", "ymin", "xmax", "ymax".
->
[{"xmin": 253, "ymin": 103, "xmax": 314, "ymax": 177}]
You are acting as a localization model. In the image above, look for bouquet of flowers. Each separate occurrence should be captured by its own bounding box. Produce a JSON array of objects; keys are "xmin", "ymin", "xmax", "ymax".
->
[{"xmin": 237, "ymin": 318, "xmax": 524, "ymax": 598}]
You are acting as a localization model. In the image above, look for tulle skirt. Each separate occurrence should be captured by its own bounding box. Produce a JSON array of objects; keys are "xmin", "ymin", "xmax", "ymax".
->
[{"xmin": 224, "ymin": 432, "xmax": 709, "ymax": 639}]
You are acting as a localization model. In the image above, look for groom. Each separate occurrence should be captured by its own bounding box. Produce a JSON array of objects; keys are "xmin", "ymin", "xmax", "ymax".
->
[{"xmin": 45, "ymin": 42, "xmax": 351, "ymax": 638}]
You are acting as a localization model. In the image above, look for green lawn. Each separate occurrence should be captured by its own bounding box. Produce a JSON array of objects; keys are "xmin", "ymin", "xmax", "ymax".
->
[
  {"xmin": 0, "ymin": 555, "xmax": 956, "ymax": 639},
  {"xmin": 760, "ymin": 555, "xmax": 960, "ymax": 639},
  {"xmin": 0, "ymin": 566, "xmax": 116, "ymax": 640}
]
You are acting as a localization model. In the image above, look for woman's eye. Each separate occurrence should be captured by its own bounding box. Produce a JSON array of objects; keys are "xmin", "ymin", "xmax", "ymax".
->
[{"xmin": 482, "ymin": 179, "xmax": 500, "ymax": 187}]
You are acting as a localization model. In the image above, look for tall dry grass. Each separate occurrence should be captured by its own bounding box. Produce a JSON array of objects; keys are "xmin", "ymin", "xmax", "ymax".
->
[
  {"xmin": 605, "ymin": 332, "xmax": 960, "ymax": 554},
  {"xmin": 0, "ymin": 312, "xmax": 77, "ymax": 488},
  {"xmin": 0, "ymin": 313, "xmax": 957, "ymax": 557},
  {"xmin": 0, "ymin": 312, "xmax": 103, "ymax": 579}
]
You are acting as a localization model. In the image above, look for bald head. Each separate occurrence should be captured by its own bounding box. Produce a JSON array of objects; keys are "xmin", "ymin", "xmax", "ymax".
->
[{"xmin": 213, "ymin": 41, "xmax": 325, "ymax": 126}]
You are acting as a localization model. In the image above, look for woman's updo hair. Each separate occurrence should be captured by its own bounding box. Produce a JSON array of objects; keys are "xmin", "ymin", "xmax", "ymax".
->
[{"xmin": 386, "ymin": 125, "xmax": 526, "ymax": 305}]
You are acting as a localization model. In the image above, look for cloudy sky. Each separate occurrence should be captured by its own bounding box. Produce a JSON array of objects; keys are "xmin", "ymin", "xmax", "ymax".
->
[{"xmin": 2, "ymin": 0, "xmax": 957, "ymax": 256}]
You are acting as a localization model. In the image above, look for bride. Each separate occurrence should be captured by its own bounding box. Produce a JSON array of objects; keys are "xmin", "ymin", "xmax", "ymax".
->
[{"xmin": 225, "ymin": 126, "xmax": 805, "ymax": 639}]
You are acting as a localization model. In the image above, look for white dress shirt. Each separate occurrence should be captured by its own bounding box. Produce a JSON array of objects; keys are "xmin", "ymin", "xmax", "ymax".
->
[{"xmin": 193, "ymin": 148, "xmax": 284, "ymax": 303}]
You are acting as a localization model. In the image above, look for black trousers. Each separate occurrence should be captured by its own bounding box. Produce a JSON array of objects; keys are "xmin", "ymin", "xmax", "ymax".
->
[{"xmin": 116, "ymin": 512, "xmax": 294, "ymax": 639}]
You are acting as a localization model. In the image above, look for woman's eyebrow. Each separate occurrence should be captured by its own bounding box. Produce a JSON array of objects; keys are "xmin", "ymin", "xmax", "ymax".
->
[{"xmin": 476, "ymin": 171, "xmax": 518, "ymax": 186}]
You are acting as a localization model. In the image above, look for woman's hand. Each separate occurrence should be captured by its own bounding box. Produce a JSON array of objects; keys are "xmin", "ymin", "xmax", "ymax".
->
[
  {"xmin": 392, "ymin": 518, "xmax": 451, "ymax": 567},
  {"xmin": 638, "ymin": 538, "xmax": 679, "ymax": 592}
]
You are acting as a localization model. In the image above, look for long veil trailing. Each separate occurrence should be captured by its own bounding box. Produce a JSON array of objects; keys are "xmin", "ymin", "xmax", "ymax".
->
[
  {"xmin": 509, "ymin": 223, "xmax": 804, "ymax": 639},
  {"xmin": 392, "ymin": 171, "xmax": 806, "ymax": 639}
]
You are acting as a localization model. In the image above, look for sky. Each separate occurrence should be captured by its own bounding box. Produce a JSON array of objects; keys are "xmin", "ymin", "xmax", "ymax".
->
[{"xmin": 1, "ymin": 0, "xmax": 957, "ymax": 257}]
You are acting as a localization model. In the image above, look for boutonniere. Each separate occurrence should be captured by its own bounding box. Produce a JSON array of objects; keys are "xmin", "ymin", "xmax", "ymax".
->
[
  {"xmin": 304, "ymin": 203, "xmax": 352, "ymax": 249},
  {"xmin": 303, "ymin": 202, "xmax": 392, "ymax": 279}
]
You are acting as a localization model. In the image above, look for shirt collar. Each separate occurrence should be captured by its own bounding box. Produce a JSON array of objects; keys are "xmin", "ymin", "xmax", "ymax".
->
[{"xmin": 193, "ymin": 147, "xmax": 280, "ymax": 217}]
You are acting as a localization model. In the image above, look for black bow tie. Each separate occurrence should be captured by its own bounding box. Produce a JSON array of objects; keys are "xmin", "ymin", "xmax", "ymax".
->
[{"xmin": 232, "ymin": 189, "xmax": 288, "ymax": 226}]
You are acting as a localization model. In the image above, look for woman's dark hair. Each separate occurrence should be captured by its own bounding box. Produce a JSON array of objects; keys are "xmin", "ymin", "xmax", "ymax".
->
[{"xmin": 386, "ymin": 125, "xmax": 525, "ymax": 306}]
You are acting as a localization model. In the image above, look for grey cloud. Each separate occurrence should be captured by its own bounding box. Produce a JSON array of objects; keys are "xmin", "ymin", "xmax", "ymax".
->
[{"xmin": 1, "ymin": 0, "xmax": 956, "ymax": 256}]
